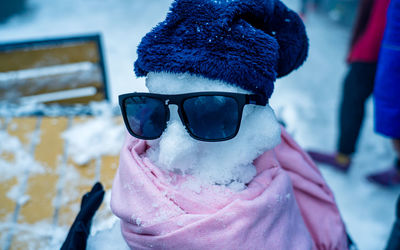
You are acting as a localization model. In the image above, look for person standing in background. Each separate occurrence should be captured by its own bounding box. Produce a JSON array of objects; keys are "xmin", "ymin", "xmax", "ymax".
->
[
  {"xmin": 308, "ymin": 0, "xmax": 391, "ymax": 174},
  {"xmin": 366, "ymin": 0, "xmax": 400, "ymax": 187},
  {"xmin": 299, "ymin": 0, "xmax": 321, "ymax": 19}
]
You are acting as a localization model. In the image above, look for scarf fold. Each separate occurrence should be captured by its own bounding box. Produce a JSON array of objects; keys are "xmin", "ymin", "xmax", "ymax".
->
[{"xmin": 111, "ymin": 128, "xmax": 347, "ymax": 250}]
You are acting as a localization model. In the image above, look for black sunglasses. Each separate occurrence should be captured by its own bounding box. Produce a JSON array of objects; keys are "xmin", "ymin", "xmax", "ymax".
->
[{"xmin": 119, "ymin": 92, "xmax": 268, "ymax": 142}]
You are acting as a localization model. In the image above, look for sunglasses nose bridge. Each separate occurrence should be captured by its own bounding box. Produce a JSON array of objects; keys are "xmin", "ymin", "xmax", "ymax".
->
[
  {"xmin": 164, "ymin": 102, "xmax": 190, "ymax": 131},
  {"xmin": 165, "ymin": 103, "xmax": 181, "ymax": 121}
]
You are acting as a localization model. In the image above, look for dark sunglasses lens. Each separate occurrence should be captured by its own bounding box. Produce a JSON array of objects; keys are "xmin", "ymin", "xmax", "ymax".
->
[
  {"xmin": 183, "ymin": 96, "xmax": 239, "ymax": 140},
  {"xmin": 124, "ymin": 96, "xmax": 166, "ymax": 139}
]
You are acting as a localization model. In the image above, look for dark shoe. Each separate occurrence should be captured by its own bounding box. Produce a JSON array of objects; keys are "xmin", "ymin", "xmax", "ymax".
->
[
  {"xmin": 366, "ymin": 167, "xmax": 400, "ymax": 187},
  {"xmin": 307, "ymin": 150, "xmax": 351, "ymax": 172}
]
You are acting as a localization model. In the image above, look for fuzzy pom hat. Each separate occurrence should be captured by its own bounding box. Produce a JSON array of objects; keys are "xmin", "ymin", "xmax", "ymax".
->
[{"xmin": 134, "ymin": 0, "xmax": 308, "ymax": 99}]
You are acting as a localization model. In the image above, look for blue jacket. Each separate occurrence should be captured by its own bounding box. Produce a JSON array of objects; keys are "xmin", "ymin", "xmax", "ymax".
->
[{"xmin": 374, "ymin": 0, "xmax": 400, "ymax": 138}]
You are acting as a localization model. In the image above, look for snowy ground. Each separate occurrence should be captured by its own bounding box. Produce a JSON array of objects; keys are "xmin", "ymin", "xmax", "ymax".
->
[{"xmin": 1, "ymin": 0, "xmax": 399, "ymax": 249}]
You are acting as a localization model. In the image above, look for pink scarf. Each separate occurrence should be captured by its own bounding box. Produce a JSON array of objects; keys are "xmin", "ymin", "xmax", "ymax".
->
[{"xmin": 111, "ymin": 128, "xmax": 348, "ymax": 250}]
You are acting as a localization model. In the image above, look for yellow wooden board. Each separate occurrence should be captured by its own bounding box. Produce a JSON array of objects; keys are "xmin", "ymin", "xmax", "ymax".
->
[
  {"xmin": 0, "ymin": 79, "xmax": 104, "ymax": 103},
  {"xmin": 0, "ymin": 38, "xmax": 108, "ymax": 105},
  {"xmin": 0, "ymin": 119, "xmax": 16, "ymax": 222},
  {"xmin": 18, "ymin": 117, "xmax": 68, "ymax": 224},
  {"xmin": 93, "ymin": 117, "xmax": 122, "ymax": 224},
  {"xmin": 58, "ymin": 116, "xmax": 96, "ymax": 227},
  {"xmin": 0, "ymin": 171, "xmax": 16, "ymax": 249},
  {"xmin": 0, "ymin": 42, "xmax": 99, "ymax": 72},
  {"xmin": 0, "ymin": 118, "xmax": 38, "ymax": 221},
  {"xmin": 0, "ymin": 117, "xmax": 4, "ymax": 129},
  {"xmin": 50, "ymin": 91, "xmax": 106, "ymax": 105},
  {"xmin": 58, "ymin": 160, "xmax": 97, "ymax": 227},
  {"xmin": 100, "ymin": 155, "xmax": 119, "ymax": 191},
  {"xmin": 0, "ymin": 118, "xmax": 39, "ymax": 250},
  {"xmin": 10, "ymin": 233, "xmax": 50, "ymax": 250},
  {"xmin": 92, "ymin": 154, "xmax": 119, "ymax": 226},
  {"xmin": 101, "ymin": 117, "xmax": 122, "ymax": 189},
  {"xmin": 6, "ymin": 117, "xmax": 38, "ymax": 146},
  {"xmin": 1, "ymin": 115, "xmax": 122, "ymax": 249},
  {"xmin": 0, "ymin": 178, "xmax": 17, "ymax": 222}
]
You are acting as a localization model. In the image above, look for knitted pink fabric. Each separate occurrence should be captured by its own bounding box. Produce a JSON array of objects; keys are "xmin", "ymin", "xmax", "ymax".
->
[{"xmin": 111, "ymin": 128, "xmax": 348, "ymax": 249}]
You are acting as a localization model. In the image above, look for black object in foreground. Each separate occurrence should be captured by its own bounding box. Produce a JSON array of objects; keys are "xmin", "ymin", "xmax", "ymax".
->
[
  {"xmin": 61, "ymin": 182, "xmax": 105, "ymax": 250},
  {"xmin": 386, "ymin": 195, "xmax": 400, "ymax": 250}
]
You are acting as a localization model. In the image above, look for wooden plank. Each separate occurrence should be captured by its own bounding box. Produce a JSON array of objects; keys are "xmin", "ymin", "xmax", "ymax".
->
[
  {"xmin": 0, "ymin": 177, "xmax": 17, "ymax": 249},
  {"xmin": 18, "ymin": 117, "xmax": 68, "ymax": 224},
  {"xmin": 0, "ymin": 118, "xmax": 38, "ymax": 221},
  {"xmin": 0, "ymin": 42, "xmax": 99, "ymax": 72},
  {"xmin": 92, "ymin": 155, "xmax": 119, "ymax": 227},
  {"xmin": 0, "ymin": 118, "xmax": 38, "ymax": 250},
  {"xmin": 0, "ymin": 178, "xmax": 17, "ymax": 221},
  {"xmin": 57, "ymin": 159, "xmax": 96, "ymax": 226},
  {"xmin": 100, "ymin": 155, "xmax": 119, "ymax": 191},
  {"xmin": 93, "ymin": 117, "xmax": 122, "ymax": 224},
  {"xmin": 58, "ymin": 117, "xmax": 96, "ymax": 227},
  {"xmin": 0, "ymin": 68, "xmax": 103, "ymax": 100},
  {"xmin": 59, "ymin": 116, "xmax": 122, "ymax": 226},
  {"xmin": 10, "ymin": 235, "xmax": 50, "ymax": 250},
  {"xmin": 100, "ymin": 116, "xmax": 122, "ymax": 190},
  {"xmin": 49, "ymin": 91, "xmax": 106, "ymax": 105},
  {"xmin": 6, "ymin": 117, "xmax": 38, "ymax": 146},
  {"xmin": 0, "ymin": 81, "xmax": 105, "ymax": 104}
]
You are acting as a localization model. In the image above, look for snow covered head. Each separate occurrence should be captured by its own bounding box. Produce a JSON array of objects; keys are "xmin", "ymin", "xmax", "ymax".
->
[
  {"xmin": 144, "ymin": 72, "xmax": 281, "ymax": 191},
  {"xmin": 135, "ymin": 0, "xmax": 309, "ymax": 99},
  {"xmin": 132, "ymin": 0, "xmax": 308, "ymax": 190}
]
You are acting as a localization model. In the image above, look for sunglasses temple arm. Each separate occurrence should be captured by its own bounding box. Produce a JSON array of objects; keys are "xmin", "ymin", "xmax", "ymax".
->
[{"xmin": 246, "ymin": 95, "xmax": 268, "ymax": 106}]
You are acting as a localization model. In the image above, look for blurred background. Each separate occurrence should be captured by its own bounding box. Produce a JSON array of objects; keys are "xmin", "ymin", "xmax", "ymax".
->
[
  {"xmin": 0, "ymin": 0, "xmax": 399, "ymax": 249},
  {"xmin": 0, "ymin": 0, "xmax": 361, "ymax": 104}
]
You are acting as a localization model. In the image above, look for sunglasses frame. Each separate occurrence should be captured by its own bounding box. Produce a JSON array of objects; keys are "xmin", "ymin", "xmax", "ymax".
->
[{"xmin": 119, "ymin": 92, "xmax": 268, "ymax": 142}]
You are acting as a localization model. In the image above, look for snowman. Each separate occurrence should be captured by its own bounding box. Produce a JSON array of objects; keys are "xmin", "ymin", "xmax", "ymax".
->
[
  {"xmin": 111, "ymin": 0, "xmax": 349, "ymax": 249},
  {"xmin": 136, "ymin": 72, "xmax": 282, "ymax": 192}
]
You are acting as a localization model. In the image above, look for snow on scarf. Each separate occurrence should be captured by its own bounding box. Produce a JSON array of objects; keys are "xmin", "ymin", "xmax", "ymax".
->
[{"xmin": 111, "ymin": 128, "xmax": 348, "ymax": 250}]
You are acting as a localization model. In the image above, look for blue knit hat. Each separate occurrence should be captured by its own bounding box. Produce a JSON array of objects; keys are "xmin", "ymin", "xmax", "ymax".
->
[{"xmin": 134, "ymin": 0, "xmax": 308, "ymax": 99}]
